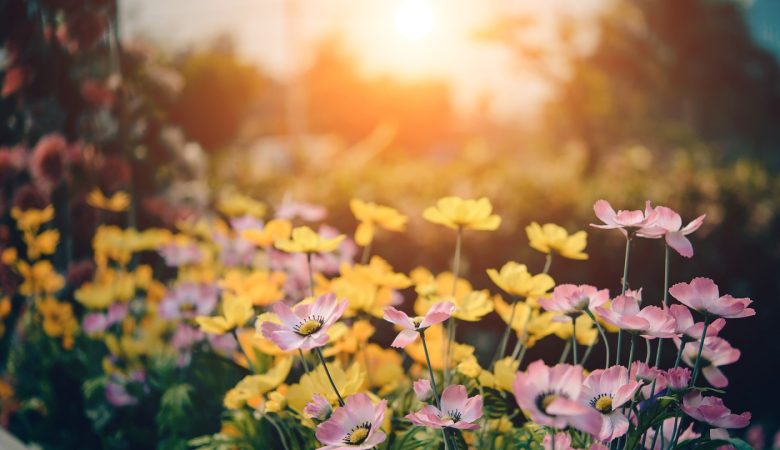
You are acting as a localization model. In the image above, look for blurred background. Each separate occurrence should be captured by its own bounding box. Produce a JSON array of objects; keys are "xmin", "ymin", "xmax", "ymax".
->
[{"xmin": 2, "ymin": 0, "xmax": 780, "ymax": 446}]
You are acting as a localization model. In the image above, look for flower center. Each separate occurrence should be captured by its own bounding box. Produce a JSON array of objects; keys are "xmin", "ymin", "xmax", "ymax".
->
[
  {"xmin": 592, "ymin": 394, "xmax": 613, "ymax": 414},
  {"xmin": 343, "ymin": 422, "xmax": 371, "ymax": 445},
  {"xmin": 412, "ymin": 316, "xmax": 424, "ymax": 329},
  {"xmin": 294, "ymin": 315, "xmax": 325, "ymax": 336},
  {"xmin": 536, "ymin": 390, "xmax": 566, "ymax": 415},
  {"xmin": 441, "ymin": 410, "xmax": 462, "ymax": 423}
]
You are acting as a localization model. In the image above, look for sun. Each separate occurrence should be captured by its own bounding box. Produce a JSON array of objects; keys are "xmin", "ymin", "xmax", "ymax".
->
[{"xmin": 394, "ymin": 0, "xmax": 435, "ymax": 41}]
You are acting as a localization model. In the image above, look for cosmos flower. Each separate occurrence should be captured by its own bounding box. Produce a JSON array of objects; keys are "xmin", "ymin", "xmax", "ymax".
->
[
  {"xmin": 413, "ymin": 379, "xmax": 433, "ymax": 401},
  {"xmin": 669, "ymin": 277, "xmax": 755, "ymax": 319},
  {"xmin": 195, "ymin": 293, "xmax": 254, "ymax": 335},
  {"xmin": 159, "ymin": 282, "xmax": 218, "ymax": 320},
  {"xmin": 591, "ymin": 200, "xmax": 657, "ymax": 236},
  {"xmin": 275, "ymin": 226, "xmax": 346, "ymax": 254},
  {"xmin": 487, "ymin": 262, "xmax": 555, "ymax": 299},
  {"xmin": 636, "ymin": 204, "xmax": 705, "ymax": 258},
  {"xmin": 538, "ymin": 284, "xmax": 610, "ymax": 320},
  {"xmin": 260, "ymin": 293, "xmax": 347, "ymax": 351},
  {"xmin": 578, "ymin": 365, "xmax": 641, "ymax": 442},
  {"xmin": 315, "ymin": 393, "xmax": 387, "ymax": 450},
  {"xmin": 643, "ymin": 418, "xmax": 700, "ymax": 450},
  {"xmin": 594, "ymin": 290, "xmax": 676, "ymax": 338},
  {"xmin": 665, "ymin": 367, "xmax": 691, "ymax": 392},
  {"xmin": 350, "ymin": 199, "xmax": 407, "ymax": 246},
  {"xmin": 406, "ymin": 384, "xmax": 483, "ymax": 430},
  {"xmin": 422, "ymin": 196, "xmax": 501, "ymax": 231},
  {"xmin": 676, "ymin": 336, "xmax": 740, "ymax": 388},
  {"xmin": 681, "ymin": 392, "xmax": 750, "ymax": 429},
  {"xmin": 526, "ymin": 222, "xmax": 589, "ymax": 260},
  {"xmin": 629, "ymin": 362, "xmax": 668, "ymax": 400},
  {"xmin": 667, "ymin": 304, "xmax": 726, "ymax": 339},
  {"xmin": 87, "ymin": 189, "xmax": 130, "ymax": 212},
  {"xmin": 382, "ymin": 301, "xmax": 455, "ymax": 348},
  {"xmin": 305, "ymin": 394, "xmax": 333, "ymax": 421}
]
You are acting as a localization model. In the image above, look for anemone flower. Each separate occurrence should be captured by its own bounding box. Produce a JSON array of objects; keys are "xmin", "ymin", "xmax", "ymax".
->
[
  {"xmin": 667, "ymin": 304, "xmax": 726, "ymax": 340},
  {"xmin": 665, "ymin": 367, "xmax": 691, "ymax": 392},
  {"xmin": 635, "ymin": 204, "xmax": 705, "ymax": 258},
  {"xmin": 538, "ymin": 284, "xmax": 610, "ymax": 320},
  {"xmin": 382, "ymin": 302, "xmax": 455, "ymax": 348},
  {"xmin": 643, "ymin": 418, "xmax": 700, "ymax": 450},
  {"xmin": 669, "ymin": 277, "xmax": 755, "ymax": 319},
  {"xmin": 594, "ymin": 290, "xmax": 676, "ymax": 338},
  {"xmin": 590, "ymin": 200, "xmax": 657, "ymax": 236},
  {"xmin": 512, "ymin": 361, "xmax": 602, "ymax": 434},
  {"xmin": 681, "ymin": 392, "xmax": 751, "ymax": 429},
  {"xmin": 260, "ymin": 293, "xmax": 347, "ymax": 351},
  {"xmin": 629, "ymin": 362, "xmax": 667, "ymax": 400},
  {"xmin": 315, "ymin": 393, "xmax": 387, "ymax": 450},
  {"xmin": 406, "ymin": 384, "xmax": 483, "ymax": 430},
  {"xmin": 578, "ymin": 365, "xmax": 642, "ymax": 442},
  {"xmin": 676, "ymin": 336, "xmax": 740, "ymax": 388},
  {"xmin": 304, "ymin": 394, "xmax": 333, "ymax": 421}
]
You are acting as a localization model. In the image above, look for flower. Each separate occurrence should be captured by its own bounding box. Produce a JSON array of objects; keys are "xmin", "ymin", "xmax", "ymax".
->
[
  {"xmin": 195, "ymin": 293, "xmax": 254, "ymax": 335},
  {"xmin": 422, "ymin": 196, "xmax": 501, "ymax": 231},
  {"xmin": 260, "ymin": 293, "xmax": 347, "ymax": 351},
  {"xmin": 413, "ymin": 379, "xmax": 433, "ymax": 401},
  {"xmin": 579, "ymin": 365, "xmax": 641, "ymax": 442},
  {"xmin": 37, "ymin": 297, "xmax": 78, "ymax": 349},
  {"xmin": 241, "ymin": 219, "xmax": 292, "ymax": 247},
  {"xmin": 669, "ymin": 277, "xmax": 755, "ymax": 319},
  {"xmin": 30, "ymin": 134, "xmax": 67, "ymax": 190},
  {"xmin": 406, "ymin": 384, "xmax": 482, "ymax": 430},
  {"xmin": 276, "ymin": 195, "xmax": 327, "ymax": 221},
  {"xmin": 412, "ymin": 269, "xmax": 493, "ymax": 321},
  {"xmin": 287, "ymin": 361, "xmax": 366, "ymax": 412},
  {"xmin": 512, "ymin": 361, "xmax": 602, "ymax": 433},
  {"xmin": 636, "ymin": 205, "xmax": 705, "ymax": 257},
  {"xmin": 217, "ymin": 193, "xmax": 267, "ymax": 218},
  {"xmin": 17, "ymin": 260, "xmax": 65, "ymax": 296},
  {"xmin": 591, "ymin": 200, "xmax": 656, "ymax": 235},
  {"xmin": 526, "ymin": 222, "xmax": 589, "ymax": 260},
  {"xmin": 542, "ymin": 432, "xmax": 574, "ymax": 450},
  {"xmin": 305, "ymin": 394, "xmax": 333, "ymax": 421},
  {"xmin": 382, "ymin": 301, "xmax": 455, "ymax": 348},
  {"xmin": 219, "ymin": 269, "xmax": 286, "ymax": 307},
  {"xmin": 23, "ymin": 229, "xmax": 59, "ymax": 260},
  {"xmin": 677, "ymin": 336, "xmax": 740, "ymax": 388},
  {"xmin": 159, "ymin": 282, "xmax": 218, "ymax": 320},
  {"xmin": 275, "ymin": 226, "xmax": 346, "ymax": 254},
  {"xmin": 629, "ymin": 362, "xmax": 668, "ymax": 400},
  {"xmin": 667, "ymin": 304, "xmax": 726, "ymax": 340},
  {"xmin": 643, "ymin": 418, "xmax": 699, "ymax": 450},
  {"xmin": 350, "ymin": 199, "xmax": 407, "ymax": 246},
  {"xmin": 11, "ymin": 205, "xmax": 54, "ymax": 231},
  {"xmin": 487, "ymin": 262, "xmax": 555, "ymax": 299},
  {"xmin": 315, "ymin": 393, "xmax": 387, "ymax": 450},
  {"xmin": 594, "ymin": 290, "xmax": 676, "ymax": 338},
  {"xmin": 681, "ymin": 392, "xmax": 751, "ymax": 429},
  {"xmin": 86, "ymin": 189, "xmax": 130, "ymax": 212},
  {"xmin": 403, "ymin": 324, "xmax": 473, "ymax": 370},
  {"xmin": 223, "ymin": 356, "xmax": 294, "ymax": 409},
  {"xmin": 538, "ymin": 284, "xmax": 609, "ymax": 320},
  {"xmin": 665, "ymin": 367, "xmax": 691, "ymax": 392}
]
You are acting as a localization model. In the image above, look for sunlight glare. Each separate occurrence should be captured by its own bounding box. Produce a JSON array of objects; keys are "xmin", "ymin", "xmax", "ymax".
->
[{"xmin": 394, "ymin": 0, "xmax": 435, "ymax": 40}]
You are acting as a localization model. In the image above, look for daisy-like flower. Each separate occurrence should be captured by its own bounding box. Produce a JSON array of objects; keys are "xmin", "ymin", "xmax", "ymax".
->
[
  {"xmin": 594, "ymin": 290, "xmax": 676, "ymax": 338},
  {"xmin": 350, "ymin": 199, "xmax": 407, "ymax": 246},
  {"xmin": 315, "ymin": 393, "xmax": 387, "ymax": 450},
  {"xmin": 195, "ymin": 293, "xmax": 254, "ymax": 335},
  {"xmin": 487, "ymin": 262, "xmax": 555, "ymax": 300},
  {"xmin": 667, "ymin": 304, "xmax": 726, "ymax": 340},
  {"xmin": 422, "ymin": 196, "xmax": 501, "ymax": 231},
  {"xmin": 260, "ymin": 293, "xmax": 347, "ymax": 351},
  {"xmin": 591, "ymin": 200, "xmax": 657, "ymax": 236},
  {"xmin": 406, "ymin": 384, "xmax": 483, "ymax": 430},
  {"xmin": 681, "ymin": 392, "xmax": 751, "ymax": 429},
  {"xmin": 241, "ymin": 218, "xmax": 293, "ymax": 247},
  {"xmin": 87, "ymin": 188, "xmax": 130, "ymax": 212},
  {"xmin": 669, "ymin": 277, "xmax": 755, "ymax": 319},
  {"xmin": 305, "ymin": 394, "xmax": 333, "ymax": 421},
  {"xmin": 643, "ymin": 418, "xmax": 699, "ymax": 450},
  {"xmin": 538, "ymin": 284, "xmax": 610, "ymax": 320},
  {"xmin": 629, "ymin": 362, "xmax": 667, "ymax": 400},
  {"xmin": 159, "ymin": 282, "xmax": 218, "ymax": 320},
  {"xmin": 676, "ymin": 336, "xmax": 740, "ymax": 388},
  {"xmin": 512, "ymin": 361, "xmax": 602, "ymax": 434},
  {"xmin": 578, "ymin": 365, "xmax": 641, "ymax": 442},
  {"xmin": 413, "ymin": 379, "xmax": 433, "ymax": 401},
  {"xmin": 636, "ymin": 204, "xmax": 705, "ymax": 258},
  {"xmin": 275, "ymin": 226, "xmax": 346, "ymax": 254},
  {"xmin": 526, "ymin": 222, "xmax": 589, "ymax": 260},
  {"xmin": 382, "ymin": 302, "xmax": 455, "ymax": 348}
]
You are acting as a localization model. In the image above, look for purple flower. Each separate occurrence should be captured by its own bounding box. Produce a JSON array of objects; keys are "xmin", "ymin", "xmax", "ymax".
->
[{"xmin": 159, "ymin": 282, "xmax": 218, "ymax": 320}]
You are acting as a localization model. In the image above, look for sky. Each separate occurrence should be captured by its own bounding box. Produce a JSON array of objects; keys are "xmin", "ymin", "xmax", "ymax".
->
[{"xmin": 120, "ymin": 0, "xmax": 609, "ymax": 120}]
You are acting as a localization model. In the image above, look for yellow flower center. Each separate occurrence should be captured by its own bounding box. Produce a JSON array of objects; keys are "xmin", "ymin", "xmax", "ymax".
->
[
  {"xmin": 412, "ymin": 316, "xmax": 424, "ymax": 328},
  {"xmin": 593, "ymin": 395, "xmax": 613, "ymax": 413},
  {"xmin": 296, "ymin": 320, "xmax": 323, "ymax": 336},
  {"xmin": 346, "ymin": 427, "xmax": 369, "ymax": 445},
  {"xmin": 541, "ymin": 394, "xmax": 558, "ymax": 411}
]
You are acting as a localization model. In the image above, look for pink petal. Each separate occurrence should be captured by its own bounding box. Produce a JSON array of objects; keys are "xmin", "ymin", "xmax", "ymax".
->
[
  {"xmin": 666, "ymin": 231, "xmax": 694, "ymax": 258},
  {"xmin": 421, "ymin": 301, "xmax": 455, "ymax": 328},
  {"xmin": 383, "ymin": 307, "xmax": 414, "ymax": 330},
  {"xmin": 702, "ymin": 366, "xmax": 729, "ymax": 388},
  {"xmin": 391, "ymin": 329, "xmax": 419, "ymax": 348},
  {"xmin": 440, "ymin": 384, "xmax": 469, "ymax": 413},
  {"xmin": 593, "ymin": 200, "xmax": 618, "ymax": 226},
  {"xmin": 681, "ymin": 214, "xmax": 706, "ymax": 235},
  {"xmin": 273, "ymin": 302, "xmax": 302, "ymax": 328}
]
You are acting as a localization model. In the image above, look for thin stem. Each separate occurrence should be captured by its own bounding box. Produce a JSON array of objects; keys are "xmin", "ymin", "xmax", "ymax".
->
[
  {"xmin": 543, "ymin": 253, "xmax": 553, "ymax": 274},
  {"xmin": 654, "ymin": 244, "xmax": 671, "ymax": 369},
  {"xmin": 580, "ymin": 340, "xmax": 595, "ymax": 367},
  {"xmin": 298, "ymin": 349, "xmax": 310, "ymax": 373},
  {"xmin": 571, "ymin": 320, "xmax": 578, "ymax": 365},
  {"xmin": 689, "ymin": 315, "xmax": 710, "ymax": 387},
  {"xmin": 420, "ymin": 331, "xmax": 451, "ymax": 450},
  {"xmin": 314, "ymin": 347, "xmax": 344, "ymax": 406},
  {"xmin": 265, "ymin": 414, "xmax": 291, "ymax": 450},
  {"xmin": 626, "ymin": 333, "xmax": 637, "ymax": 369},
  {"xmin": 493, "ymin": 295, "xmax": 519, "ymax": 368},
  {"xmin": 510, "ymin": 339, "xmax": 523, "ymax": 360},
  {"xmin": 360, "ymin": 240, "xmax": 372, "ymax": 265},
  {"xmin": 586, "ymin": 309, "xmax": 610, "ymax": 369},
  {"xmin": 515, "ymin": 346, "xmax": 528, "ymax": 367},
  {"xmin": 443, "ymin": 227, "xmax": 463, "ymax": 384},
  {"xmin": 558, "ymin": 340, "xmax": 571, "ymax": 364},
  {"xmin": 673, "ymin": 337, "xmax": 688, "ymax": 369},
  {"xmin": 306, "ymin": 253, "xmax": 315, "ymax": 297},
  {"xmin": 644, "ymin": 337, "xmax": 652, "ymax": 366},
  {"xmin": 616, "ymin": 236, "xmax": 632, "ymax": 366}
]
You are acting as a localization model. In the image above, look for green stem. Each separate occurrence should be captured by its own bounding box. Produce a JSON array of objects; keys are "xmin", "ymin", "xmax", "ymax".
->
[
  {"xmin": 654, "ymin": 244, "xmax": 671, "ymax": 369},
  {"xmin": 360, "ymin": 240, "xmax": 372, "ymax": 265},
  {"xmin": 586, "ymin": 309, "xmax": 610, "ymax": 369},
  {"xmin": 616, "ymin": 236, "xmax": 632, "ymax": 366},
  {"xmin": 314, "ymin": 347, "xmax": 345, "ymax": 406},
  {"xmin": 298, "ymin": 349, "xmax": 310, "ymax": 373},
  {"xmin": 493, "ymin": 295, "xmax": 519, "ymax": 368},
  {"xmin": 306, "ymin": 253, "xmax": 315, "ymax": 297},
  {"xmin": 689, "ymin": 315, "xmax": 710, "ymax": 388},
  {"xmin": 420, "ymin": 331, "xmax": 451, "ymax": 450},
  {"xmin": 558, "ymin": 340, "xmax": 571, "ymax": 364},
  {"xmin": 543, "ymin": 253, "xmax": 553, "ymax": 274},
  {"xmin": 571, "ymin": 320, "xmax": 578, "ymax": 365},
  {"xmin": 444, "ymin": 227, "xmax": 463, "ymax": 384},
  {"xmin": 644, "ymin": 337, "xmax": 652, "ymax": 366},
  {"xmin": 626, "ymin": 333, "xmax": 637, "ymax": 370},
  {"xmin": 265, "ymin": 414, "xmax": 291, "ymax": 450}
]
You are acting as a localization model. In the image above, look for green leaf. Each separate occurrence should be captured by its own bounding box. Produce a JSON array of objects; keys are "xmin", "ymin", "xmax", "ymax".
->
[{"xmin": 482, "ymin": 387, "xmax": 517, "ymax": 419}]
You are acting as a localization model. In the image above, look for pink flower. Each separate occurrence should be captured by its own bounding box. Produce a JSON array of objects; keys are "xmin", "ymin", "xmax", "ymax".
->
[
  {"xmin": 305, "ymin": 394, "xmax": 333, "ymax": 421},
  {"xmin": 676, "ymin": 336, "xmax": 740, "ymax": 388},
  {"xmin": 643, "ymin": 418, "xmax": 699, "ymax": 450},
  {"xmin": 667, "ymin": 304, "xmax": 726, "ymax": 340},
  {"xmin": 542, "ymin": 432, "xmax": 574, "ymax": 450},
  {"xmin": 261, "ymin": 293, "xmax": 347, "ymax": 351},
  {"xmin": 82, "ymin": 313, "xmax": 109, "ymax": 334},
  {"xmin": 636, "ymin": 204, "xmax": 705, "ymax": 258},
  {"xmin": 512, "ymin": 361, "xmax": 602, "ymax": 433},
  {"xmin": 591, "ymin": 200, "xmax": 656, "ymax": 236},
  {"xmin": 382, "ymin": 302, "xmax": 455, "ymax": 348},
  {"xmin": 594, "ymin": 290, "xmax": 677, "ymax": 338},
  {"xmin": 315, "ymin": 393, "xmax": 387, "ymax": 450},
  {"xmin": 579, "ymin": 365, "xmax": 642, "ymax": 442},
  {"xmin": 681, "ymin": 392, "xmax": 751, "ymax": 429},
  {"xmin": 629, "ymin": 362, "xmax": 667, "ymax": 400},
  {"xmin": 669, "ymin": 278, "xmax": 755, "ymax": 319},
  {"xmin": 276, "ymin": 195, "xmax": 327, "ymax": 222},
  {"xmin": 30, "ymin": 134, "xmax": 68, "ymax": 190},
  {"xmin": 159, "ymin": 282, "xmax": 218, "ymax": 320},
  {"xmin": 158, "ymin": 242, "xmax": 203, "ymax": 267},
  {"xmin": 406, "ymin": 385, "xmax": 483, "ymax": 430},
  {"xmin": 665, "ymin": 367, "xmax": 691, "ymax": 392},
  {"xmin": 413, "ymin": 379, "xmax": 433, "ymax": 401},
  {"xmin": 538, "ymin": 284, "xmax": 610, "ymax": 320}
]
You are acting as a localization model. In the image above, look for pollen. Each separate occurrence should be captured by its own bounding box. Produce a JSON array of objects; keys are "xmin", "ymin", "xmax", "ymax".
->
[
  {"xmin": 594, "ymin": 395, "xmax": 613, "ymax": 413},
  {"xmin": 541, "ymin": 394, "xmax": 557, "ymax": 411},
  {"xmin": 345, "ymin": 426, "xmax": 369, "ymax": 444},
  {"xmin": 296, "ymin": 319, "xmax": 322, "ymax": 336}
]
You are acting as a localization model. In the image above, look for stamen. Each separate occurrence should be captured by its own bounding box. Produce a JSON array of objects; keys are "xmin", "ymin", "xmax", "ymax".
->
[
  {"xmin": 293, "ymin": 315, "xmax": 325, "ymax": 336},
  {"xmin": 343, "ymin": 421, "xmax": 372, "ymax": 445},
  {"xmin": 590, "ymin": 393, "xmax": 614, "ymax": 414}
]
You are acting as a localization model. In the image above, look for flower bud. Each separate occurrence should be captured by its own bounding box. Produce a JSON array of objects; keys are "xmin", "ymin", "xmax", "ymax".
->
[{"xmin": 666, "ymin": 367, "xmax": 691, "ymax": 392}]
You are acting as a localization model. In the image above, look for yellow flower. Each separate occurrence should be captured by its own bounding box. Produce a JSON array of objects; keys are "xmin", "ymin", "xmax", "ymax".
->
[
  {"xmin": 196, "ymin": 293, "xmax": 253, "ymax": 335},
  {"xmin": 457, "ymin": 357, "xmax": 483, "ymax": 378},
  {"xmin": 405, "ymin": 325, "xmax": 474, "ymax": 371},
  {"xmin": 11, "ymin": 205, "xmax": 53, "ymax": 231},
  {"xmin": 219, "ymin": 269, "xmax": 286, "ymax": 307},
  {"xmin": 324, "ymin": 319, "xmax": 375, "ymax": 357},
  {"xmin": 241, "ymin": 219, "xmax": 292, "ymax": 247},
  {"xmin": 525, "ymin": 222, "xmax": 588, "ymax": 260},
  {"xmin": 526, "ymin": 311, "xmax": 568, "ymax": 347},
  {"xmin": 340, "ymin": 257, "xmax": 412, "ymax": 290},
  {"xmin": 551, "ymin": 313, "xmax": 599, "ymax": 346},
  {"xmin": 287, "ymin": 361, "xmax": 366, "ymax": 412},
  {"xmin": 422, "ymin": 196, "xmax": 501, "ymax": 231},
  {"xmin": 36, "ymin": 297, "xmax": 78, "ymax": 350},
  {"xmin": 217, "ymin": 193, "xmax": 267, "ymax": 218},
  {"xmin": 75, "ymin": 269, "xmax": 136, "ymax": 309},
  {"xmin": 265, "ymin": 387, "xmax": 288, "ymax": 413},
  {"xmin": 223, "ymin": 356, "xmax": 293, "ymax": 410},
  {"xmin": 487, "ymin": 262, "xmax": 555, "ymax": 300},
  {"xmin": 493, "ymin": 295, "xmax": 533, "ymax": 336},
  {"xmin": 414, "ymin": 273, "xmax": 494, "ymax": 322},
  {"xmin": 1, "ymin": 247, "xmax": 17, "ymax": 265},
  {"xmin": 17, "ymin": 260, "xmax": 65, "ymax": 296},
  {"xmin": 493, "ymin": 357, "xmax": 519, "ymax": 392},
  {"xmin": 275, "ymin": 226, "xmax": 345, "ymax": 254},
  {"xmin": 350, "ymin": 199, "xmax": 407, "ymax": 246},
  {"xmin": 253, "ymin": 313, "xmax": 295, "ymax": 356},
  {"xmin": 359, "ymin": 343, "xmax": 404, "ymax": 393},
  {"xmin": 86, "ymin": 189, "xmax": 130, "ymax": 212},
  {"xmin": 23, "ymin": 229, "xmax": 59, "ymax": 260}
]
